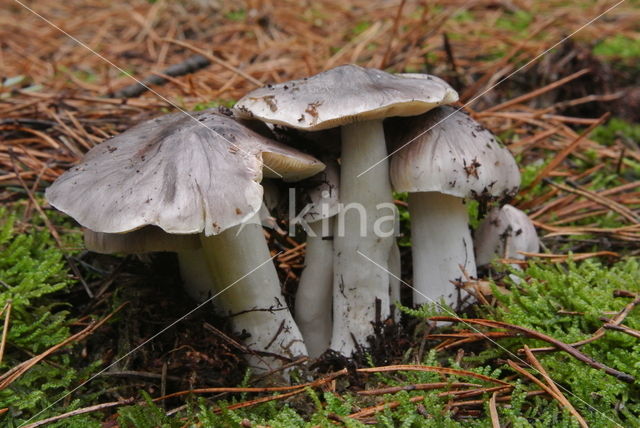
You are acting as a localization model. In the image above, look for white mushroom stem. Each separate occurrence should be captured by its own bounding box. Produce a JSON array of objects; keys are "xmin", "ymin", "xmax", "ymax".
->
[
  {"xmin": 295, "ymin": 219, "xmax": 334, "ymax": 358},
  {"xmin": 331, "ymin": 120, "xmax": 394, "ymax": 356},
  {"xmin": 177, "ymin": 249, "xmax": 216, "ymax": 303},
  {"xmin": 408, "ymin": 192, "xmax": 475, "ymax": 307},
  {"xmin": 388, "ymin": 240, "xmax": 401, "ymax": 322},
  {"xmin": 200, "ymin": 213, "xmax": 308, "ymax": 371}
]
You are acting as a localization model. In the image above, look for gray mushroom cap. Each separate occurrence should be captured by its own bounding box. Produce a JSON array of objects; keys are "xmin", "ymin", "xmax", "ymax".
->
[
  {"xmin": 233, "ymin": 64, "xmax": 459, "ymax": 131},
  {"xmin": 388, "ymin": 106, "xmax": 520, "ymax": 200},
  {"xmin": 84, "ymin": 181, "xmax": 284, "ymax": 255},
  {"xmin": 474, "ymin": 204, "xmax": 540, "ymax": 265},
  {"xmin": 397, "ymin": 72, "xmax": 453, "ymax": 88},
  {"xmin": 46, "ymin": 109, "xmax": 325, "ymax": 236}
]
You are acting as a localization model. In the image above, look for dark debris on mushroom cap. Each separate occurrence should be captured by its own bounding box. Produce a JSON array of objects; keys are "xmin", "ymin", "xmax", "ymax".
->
[
  {"xmin": 388, "ymin": 106, "xmax": 521, "ymax": 200},
  {"xmin": 46, "ymin": 109, "xmax": 324, "ymax": 237},
  {"xmin": 233, "ymin": 65, "xmax": 459, "ymax": 131}
]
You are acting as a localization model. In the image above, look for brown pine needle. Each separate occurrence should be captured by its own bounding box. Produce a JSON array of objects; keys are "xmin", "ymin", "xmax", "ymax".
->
[
  {"xmin": 430, "ymin": 317, "xmax": 635, "ymax": 383},
  {"xmin": 348, "ymin": 395, "xmax": 425, "ymax": 419},
  {"xmin": 522, "ymin": 346, "xmax": 588, "ymax": 428},
  {"xmin": 501, "ymin": 250, "xmax": 620, "ymax": 263},
  {"xmin": 356, "ymin": 365, "xmax": 510, "ymax": 386},
  {"xmin": 216, "ymin": 388, "xmax": 306, "ymax": 413},
  {"xmin": 21, "ymin": 399, "xmax": 135, "ymax": 428},
  {"xmin": 0, "ymin": 302, "xmax": 128, "ymax": 390},
  {"xmin": 357, "ymin": 382, "xmax": 480, "ymax": 396},
  {"xmin": 438, "ymin": 385, "xmax": 511, "ymax": 399},
  {"xmin": 429, "ymin": 331, "xmax": 518, "ymax": 352},
  {"xmin": 9, "ymin": 152, "xmax": 93, "ymax": 298},
  {"xmin": 152, "ymin": 368, "xmax": 347, "ymax": 402},
  {"xmin": 448, "ymin": 390, "xmax": 547, "ymax": 408},
  {"xmin": 526, "ymin": 112, "xmax": 610, "ymax": 190},
  {"xmin": 0, "ymin": 301, "xmax": 11, "ymax": 365},
  {"xmin": 545, "ymin": 180, "xmax": 640, "ymax": 224},
  {"xmin": 489, "ymin": 391, "xmax": 500, "ymax": 428},
  {"xmin": 507, "ymin": 360, "xmax": 565, "ymax": 402},
  {"xmin": 482, "ymin": 68, "xmax": 591, "ymax": 113}
]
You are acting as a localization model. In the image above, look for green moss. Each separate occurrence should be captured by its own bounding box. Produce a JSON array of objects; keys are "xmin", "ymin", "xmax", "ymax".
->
[
  {"xmin": 393, "ymin": 192, "xmax": 411, "ymax": 247},
  {"xmin": 591, "ymin": 118, "xmax": 640, "ymax": 146},
  {"xmin": 105, "ymin": 257, "xmax": 640, "ymax": 426},
  {"xmin": 0, "ymin": 207, "xmax": 102, "ymax": 427},
  {"xmin": 225, "ymin": 9, "xmax": 247, "ymax": 22},
  {"xmin": 352, "ymin": 21, "xmax": 372, "ymax": 37},
  {"xmin": 593, "ymin": 35, "xmax": 640, "ymax": 59},
  {"xmin": 495, "ymin": 10, "xmax": 533, "ymax": 34},
  {"xmin": 481, "ymin": 259, "xmax": 640, "ymax": 426},
  {"xmin": 453, "ymin": 10, "xmax": 474, "ymax": 22},
  {"xmin": 399, "ymin": 258, "xmax": 640, "ymax": 427},
  {"xmin": 192, "ymin": 99, "xmax": 236, "ymax": 111}
]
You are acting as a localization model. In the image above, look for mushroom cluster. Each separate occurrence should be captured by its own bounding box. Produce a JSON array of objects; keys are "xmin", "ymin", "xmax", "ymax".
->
[{"xmin": 46, "ymin": 64, "xmax": 535, "ymax": 369}]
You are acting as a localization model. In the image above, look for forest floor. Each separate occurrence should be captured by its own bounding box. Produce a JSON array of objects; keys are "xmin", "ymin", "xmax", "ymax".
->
[{"xmin": 1, "ymin": 0, "xmax": 640, "ymax": 426}]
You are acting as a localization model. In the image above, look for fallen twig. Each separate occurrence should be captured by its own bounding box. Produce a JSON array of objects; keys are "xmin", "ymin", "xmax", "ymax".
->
[
  {"xmin": 111, "ymin": 54, "xmax": 211, "ymax": 98},
  {"xmin": 162, "ymin": 38, "xmax": 263, "ymax": 86},
  {"xmin": 601, "ymin": 321, "xmax": 640, "ymax": 340},
  {"xmin": 530, "ymin": 292, "xmax": 640, "ymax": 352}
]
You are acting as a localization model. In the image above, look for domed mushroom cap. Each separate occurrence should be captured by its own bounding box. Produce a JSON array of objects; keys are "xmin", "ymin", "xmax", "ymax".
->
[
  {"xmin": 233, "ymin": 65, "xmax": 459, "ymax": 131},
  {"xmin": 474, "ymin": 204, "xmax": 540, "ymax": 265},
  {"xmin": 46, "ymin": 110, "xmax": 324, "ymax": 236},
  {"xmin": 389, "ymin": 106, "xmax": 520, "ymax": 200},
  {"xmin": 396, "ymin": 72, "xmax": 453, "ymax": 88}
]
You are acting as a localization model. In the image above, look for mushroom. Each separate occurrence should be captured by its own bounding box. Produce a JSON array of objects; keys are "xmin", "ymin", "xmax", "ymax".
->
[
  {"xmin": 388, "ymin": 106, "xmax": 520, "ymax": 307},
  {"xmin": 234, "ymin": 65, "xmax": 458, "ymax": 355},
  {"xmin": 294, "ymin": 160, "xmax": 340, "ymax": 358},
  {"xmin": 84, "ymin": 183, "xmax": 285, "ymax": 306},
  {"xmin": 474, "ymin": 204, "xmax": 539, "ymax": 267},
  {"xmin": 45, "ymin": 109, "xmax": 325, "ymax": 370},
  {"xmin": 86, "ymin": 180, "xmax": 286, "ymax": 305}
]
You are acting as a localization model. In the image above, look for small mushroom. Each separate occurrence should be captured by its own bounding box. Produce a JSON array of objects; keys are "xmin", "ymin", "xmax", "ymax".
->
[
  {"xmin": 388, "ymin": 106, "xmax": 520, "ymax": 307},
  {"xmin": 295, "ymin": 160, "xmax": 340, "ymax": 358},
  {"xmin": 235, "ymin": 65, "xmax": 458, "ymax": 355},
  {"xmin": 474, "ymin": 204, "xmax": 540, "ymax": 267},
  {"xmin": 46, "ymin": 109, "xmax": 325, "ymax": 371}
]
